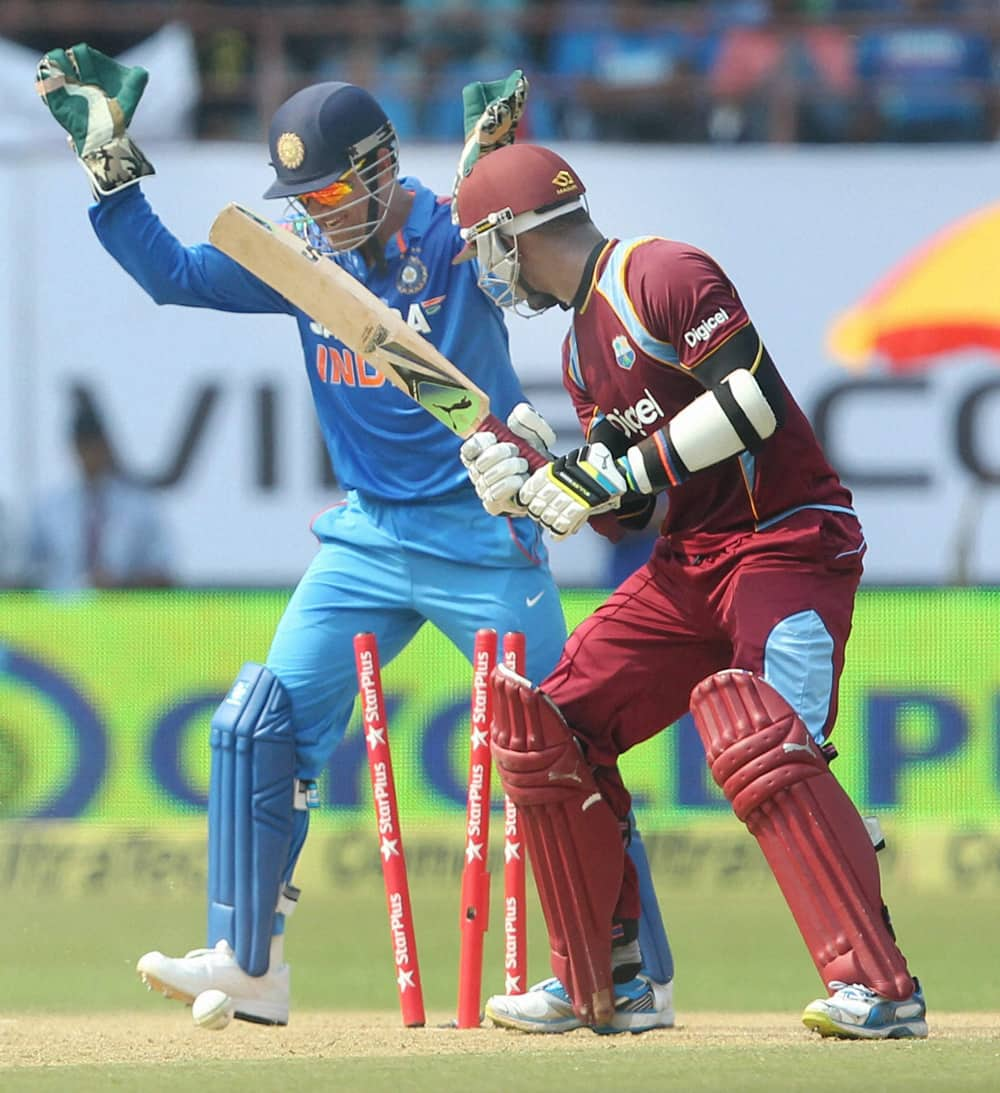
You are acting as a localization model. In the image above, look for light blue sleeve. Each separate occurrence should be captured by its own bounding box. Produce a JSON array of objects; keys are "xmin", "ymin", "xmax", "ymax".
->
[{"xmin": 88, "ymin": 186, "xmax": 295, "ymax": 316}]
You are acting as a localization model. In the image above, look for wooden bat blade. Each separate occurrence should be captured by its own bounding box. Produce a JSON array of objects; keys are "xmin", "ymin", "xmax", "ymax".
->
[{"xmin": 208, "ymin": 203, "xmax": 491, "ymax": 436}]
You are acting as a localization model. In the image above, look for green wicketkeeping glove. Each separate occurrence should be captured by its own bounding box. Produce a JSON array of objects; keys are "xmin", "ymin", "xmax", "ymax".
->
[
  {"xmin": 35, "ymin": 43, "xmax": 154, "ymax": 197},
  {"xmin": 451, "ymin": 70, "xmax": 528, "ymax": 221}
]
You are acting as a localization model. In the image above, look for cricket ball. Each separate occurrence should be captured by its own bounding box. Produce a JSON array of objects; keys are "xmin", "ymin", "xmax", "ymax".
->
[{"xmin": 192, "ymin": 989, "xmax": 235, "ymax": 1030}]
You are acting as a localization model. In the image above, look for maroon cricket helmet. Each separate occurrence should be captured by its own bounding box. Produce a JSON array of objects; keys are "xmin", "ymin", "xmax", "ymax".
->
[{"xmin": 453, "ymin": 144, "xmax": 586, "ymax": 263}]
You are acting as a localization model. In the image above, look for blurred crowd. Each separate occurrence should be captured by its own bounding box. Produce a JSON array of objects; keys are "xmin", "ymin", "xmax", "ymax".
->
[
  {"xmin": 6, "ymin": 0, "xmax": 999, "ymax": 144},
  {"xmin": 193, "ymin": 0, "xmax": 1000, "ymax": 143}
]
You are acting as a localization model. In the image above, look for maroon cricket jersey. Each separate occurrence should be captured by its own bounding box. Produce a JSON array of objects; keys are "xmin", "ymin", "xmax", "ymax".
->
[{"xmin": 562, "ymin": 238, "xmax": 853, "ymax": 544}]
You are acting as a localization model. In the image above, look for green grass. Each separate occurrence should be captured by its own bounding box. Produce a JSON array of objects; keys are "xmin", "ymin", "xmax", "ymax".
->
[
  {"xmin": 1, "ymin": 834, "xmax": 996, "ymax": 1091},
  {"xmin": 0, "ymin": 868, "xmax": 991, "ymax": 1014},
  {"xmin": 3, "ymin": 1043, "xmax": 999, "ymax": 1093}
]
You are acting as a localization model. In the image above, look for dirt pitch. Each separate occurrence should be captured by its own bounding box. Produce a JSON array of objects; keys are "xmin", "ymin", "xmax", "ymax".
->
[{"xmin": 2, "ymin": 1011, "xmax": 997, "ymax": 1068}]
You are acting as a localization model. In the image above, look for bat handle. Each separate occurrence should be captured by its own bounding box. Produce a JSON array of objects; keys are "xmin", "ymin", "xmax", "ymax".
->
[
  {"xmin": 483, "ymin": 413, "xmax": 627, "ymax": 540},
  {"xmin": 483, "ymin": 414, "xmax": 549, "ymax": 473}
]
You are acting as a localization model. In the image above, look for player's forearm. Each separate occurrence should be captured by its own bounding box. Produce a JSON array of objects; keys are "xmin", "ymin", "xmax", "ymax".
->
[{"xmin": 585, "ymin": 495, "xmax": 657, "ymax": 543}]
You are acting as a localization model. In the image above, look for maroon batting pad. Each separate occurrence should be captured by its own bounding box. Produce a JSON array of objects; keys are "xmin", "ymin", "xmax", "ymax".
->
[
  {"xmin": 490, "ymin": 664, "xmax": 624, "ymax": 1026},
  {"xmin": 690, "ymin": 669, "xmax": 914, "ymax": 1001}
]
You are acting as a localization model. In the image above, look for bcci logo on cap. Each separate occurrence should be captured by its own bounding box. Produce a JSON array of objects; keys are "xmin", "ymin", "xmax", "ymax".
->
[
  {"xmin": 551, "ymin": 170, "xmax": 578, "ymax": 195},
  {"xmin": 276, "ymin": 132, "xmax": 306, "ymax": 170}
]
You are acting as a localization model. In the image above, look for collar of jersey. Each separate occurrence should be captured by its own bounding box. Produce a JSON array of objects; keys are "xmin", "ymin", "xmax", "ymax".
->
[
  {"xmin": 574, "ymin": 238, "xmax": 616, "ymax": 314},
  {"xmin": 384, "ymin": 177, "xmax": 435, "ymax": 259}
]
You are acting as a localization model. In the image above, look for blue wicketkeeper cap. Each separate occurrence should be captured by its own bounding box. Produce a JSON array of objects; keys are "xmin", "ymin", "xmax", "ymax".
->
[{"xmin": 262, "ymin": 82, "xmax": 394, "ymax": 199}]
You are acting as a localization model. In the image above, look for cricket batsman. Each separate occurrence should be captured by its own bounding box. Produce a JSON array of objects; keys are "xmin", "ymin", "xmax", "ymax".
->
[
  {"xmin": 35, "ymin": 48, "xmax": 675, "ymax": 1029},
  {"xmin": 454, "ymin": 143, "xmax": 928, "ymax": 1040}
]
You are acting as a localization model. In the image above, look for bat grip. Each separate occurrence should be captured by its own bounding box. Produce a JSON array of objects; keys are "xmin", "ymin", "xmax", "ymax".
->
[
  {"xmin": 483, "ymin": 413, "xmax": 627, "ymax": 542},
  {"xmin": 482, "ymin": 413, "xmax": 549, "ymax": 472}
]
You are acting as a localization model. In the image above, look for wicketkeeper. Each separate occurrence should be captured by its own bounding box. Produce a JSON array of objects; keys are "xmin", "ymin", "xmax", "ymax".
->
[{"xmin": 36, "ymin": 46, "xmax": 677, "ymax": 1030}]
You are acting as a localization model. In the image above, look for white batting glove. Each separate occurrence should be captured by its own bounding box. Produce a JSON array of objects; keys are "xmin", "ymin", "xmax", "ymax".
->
[
  {"xmin": 460, "ymin": 404, "xmax": 556, "ymax": 517},
  {"xmin": 507, "ymin": 402, "xmax": 556, "ymax": 457},
  {"xmin": 460, "ymin": 431, "xmax": 530, "ymax": 516},
  {"xmin": 518, "ymin": 443, "xmax": 627, "ymax": 539}
]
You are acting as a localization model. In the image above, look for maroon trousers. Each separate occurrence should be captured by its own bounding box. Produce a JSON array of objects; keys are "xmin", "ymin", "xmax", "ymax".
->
[{"xmin": 542, "ymin": 509, "xmax": 865, "ymax": 919}]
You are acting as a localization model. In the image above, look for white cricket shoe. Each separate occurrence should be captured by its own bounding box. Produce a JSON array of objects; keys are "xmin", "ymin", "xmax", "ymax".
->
[
  {"xmin": 136, "ymin": 939, "xmax": 290, "ymax": 1026},
  {"xmin": 485, "ymin": 974, "xmax": 675, "ymax": 1035},
  {"xmin": 802, "ymin": 979, "xmax": 927, "ymax": 1040}
]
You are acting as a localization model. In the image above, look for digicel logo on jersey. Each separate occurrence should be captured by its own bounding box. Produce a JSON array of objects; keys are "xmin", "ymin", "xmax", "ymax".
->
[
  {"xmin": 605, "ymin": 388, "xmax": 665, "ymax": 437},
  {"xmin": 683, "ymin": 307, "xmax": 729, "ymax": 348}
]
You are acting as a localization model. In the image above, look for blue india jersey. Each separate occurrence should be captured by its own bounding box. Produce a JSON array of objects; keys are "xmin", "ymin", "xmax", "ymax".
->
[{"xmin": 89, "ymin": 179, "xmax": 533, "ymax": 502}]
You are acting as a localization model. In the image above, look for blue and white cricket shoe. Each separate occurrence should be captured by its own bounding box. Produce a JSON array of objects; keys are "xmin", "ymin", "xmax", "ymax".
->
[
  {"xmin": 485, "ymin": 974, "xmax": 674, "ymax": 1034},
  {"xmin": 802, "ymin": 979, "xmax": 927, "ymax": 1040}
]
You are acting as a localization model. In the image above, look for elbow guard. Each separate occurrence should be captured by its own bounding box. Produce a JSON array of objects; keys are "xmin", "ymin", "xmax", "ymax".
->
[{"xmin": 622, "ymin": 369, "xmax": 779, "ymax": 493}]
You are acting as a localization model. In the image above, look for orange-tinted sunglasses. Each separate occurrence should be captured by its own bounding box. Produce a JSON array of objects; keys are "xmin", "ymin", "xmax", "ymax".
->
[{"xmin": 300, "ymin": 172, "xmax": 355, "ymax": 207}]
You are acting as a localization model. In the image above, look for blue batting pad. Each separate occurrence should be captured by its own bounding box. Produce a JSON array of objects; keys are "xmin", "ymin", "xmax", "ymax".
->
[
  {"xmin": 207, "ymin": 663, "xmax": 297, "ymax": 976},
  {"xmin": 629, "ymin": 817, "xmax": 675, "ymax": 985}
]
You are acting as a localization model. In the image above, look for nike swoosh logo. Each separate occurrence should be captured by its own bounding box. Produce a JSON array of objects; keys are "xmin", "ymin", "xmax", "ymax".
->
[{"xmin": 526, "ymin": 591, "xmax": 545, "ymax": 608}]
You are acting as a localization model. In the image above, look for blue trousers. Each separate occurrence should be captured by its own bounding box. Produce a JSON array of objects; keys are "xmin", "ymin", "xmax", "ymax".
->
[{"xmin": 266, "ymin": 489, "xmax": 565, "ymax": 780}]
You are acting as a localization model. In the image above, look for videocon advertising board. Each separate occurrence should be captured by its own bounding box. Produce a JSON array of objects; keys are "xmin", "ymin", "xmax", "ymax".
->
[
  {"xmin": 0, "ymin": 588, "xmax": 996, "ymax": 826},
  {"xmin": 2, "ymin": 145, "xmax": 1000, "ymax": 587}
]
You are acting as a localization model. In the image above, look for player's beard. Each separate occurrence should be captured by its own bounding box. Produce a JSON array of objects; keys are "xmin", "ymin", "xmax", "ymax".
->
[{"xmin": 515, "ymin": 273, "xmax": 561, "ymax": 315}]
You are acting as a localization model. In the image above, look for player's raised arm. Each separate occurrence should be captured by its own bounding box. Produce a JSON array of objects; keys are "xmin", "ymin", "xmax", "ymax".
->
[{"xmin": 36, "ymin": 42, "xmax": 292, "ymax": 315}]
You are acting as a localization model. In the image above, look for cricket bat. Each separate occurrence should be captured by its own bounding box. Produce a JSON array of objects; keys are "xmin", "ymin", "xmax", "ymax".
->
[
  {"xmin": 209, "ymin": 203, "xmax": 630, "ymax": 536},
  {"xmin": 209, "ymin": 202, "xmax": 493, "ymax": 438}
]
